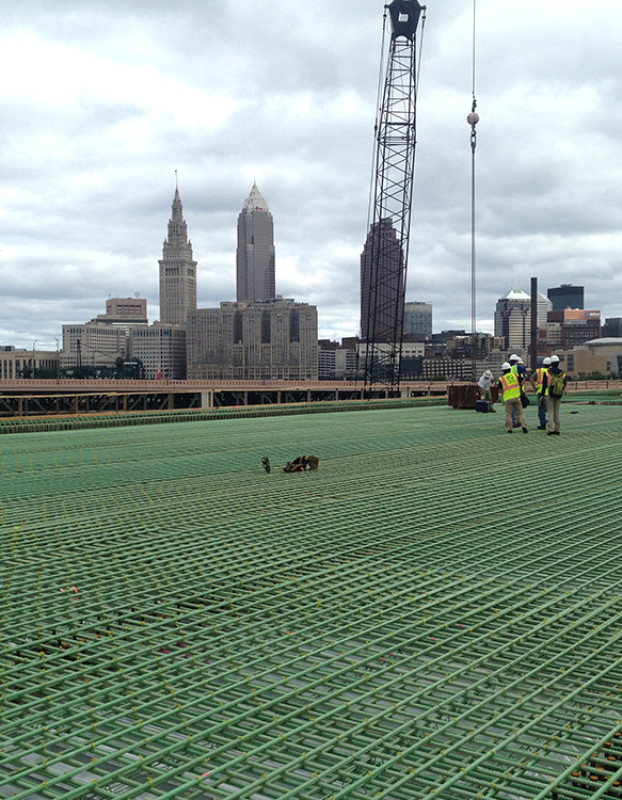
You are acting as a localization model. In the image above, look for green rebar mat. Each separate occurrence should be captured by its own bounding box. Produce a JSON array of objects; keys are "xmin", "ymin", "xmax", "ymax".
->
[{"xmin": 1, "ymin": 404, "xmax": 621, "ymax": 800}]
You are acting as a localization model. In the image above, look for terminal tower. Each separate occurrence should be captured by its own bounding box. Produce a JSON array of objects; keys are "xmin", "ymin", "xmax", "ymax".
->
[{"xmin": 158, "ymin": 187, "xmax": 197, "ymax": 325}]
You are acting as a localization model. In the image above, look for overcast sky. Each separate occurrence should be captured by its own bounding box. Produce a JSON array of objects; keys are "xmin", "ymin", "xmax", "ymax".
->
[{"xmin": 2, "ymin": 0, "xmax": 621, "ymax": 351}]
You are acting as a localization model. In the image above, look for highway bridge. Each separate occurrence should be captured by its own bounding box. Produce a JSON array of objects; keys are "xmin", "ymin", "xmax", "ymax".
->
[
  {"xmin": 0, "ymin": 378, "xmax": 618, "ymax": 418},
  {"xmin": 0, "ymin": 378, "xmax": 449, "ymax": 417}
]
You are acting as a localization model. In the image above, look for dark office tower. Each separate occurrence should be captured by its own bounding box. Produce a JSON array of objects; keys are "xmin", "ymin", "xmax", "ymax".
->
[
  {"xmin": 603, "ymin": 318, "xmax": 622, "ymax": 338},
  {"xmin": 360, "ymin": 218, "xmax": 405, "ymax": 342},
  {"xmin": 547, "ymin": 284, "xmax": 584, "ymax": 311},
  {"xmin": 236, "ymin": 183, "xmax": 275, "ymax": 303},
  {"xmin": 158, "ymin": 188, "xmax": 197, "ymax": 325}
]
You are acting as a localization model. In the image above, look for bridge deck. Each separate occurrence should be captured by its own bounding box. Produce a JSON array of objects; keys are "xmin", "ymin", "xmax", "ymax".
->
[{"xmin": 1, "ymin": 403, "xmax": 621, "ymax": 799}]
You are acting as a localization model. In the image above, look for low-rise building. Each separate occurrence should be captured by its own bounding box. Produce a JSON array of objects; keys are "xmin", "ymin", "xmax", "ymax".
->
[
  {"xmin": 565, "ymin": 338, "xmax": 622, "ymax": 378},
  {"xmin": 0, "ymin": 346, "xmax": 60, "ymax": 379},
  {"xmin": 61, "ymin": 297, "xmax": 150, "ymax": 373},
  {"xmin": 61, "ymin": 324, "xmax": 131, "ymax": 372}
]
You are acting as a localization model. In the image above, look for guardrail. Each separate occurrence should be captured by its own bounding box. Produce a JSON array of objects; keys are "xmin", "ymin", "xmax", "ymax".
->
[{"xmin": 1, "ymin": 377, "xmax": 621, "ymax": 392}]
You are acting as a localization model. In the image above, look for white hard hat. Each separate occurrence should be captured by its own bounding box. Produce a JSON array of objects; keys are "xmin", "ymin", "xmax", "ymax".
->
[
  {"xmin": 501, "ymin": 362, "xmax": 511, "ymax": 370},
  {"xmin": 484, "ymin": 370, "xmax": 492, "ymax": 379},
  {"xmin": 543, "ymin": 357, "xmax": 551, "ymax": 365},
  {"xmin": 550, "ymin": 354, "xmax": 560, "ymax": 363},
  {"xmin": 509, "ymin": 354, "xmax": 519, "ymax": 361},
  {"xmin": 517, "ymin": 357, "xmax": 524, "ymax": 364}
]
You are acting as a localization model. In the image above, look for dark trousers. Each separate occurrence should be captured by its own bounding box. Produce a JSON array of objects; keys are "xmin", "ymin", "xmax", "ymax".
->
[{"xmin": 538, "ymin": 395, "xmax": 547, "ymax": 427}]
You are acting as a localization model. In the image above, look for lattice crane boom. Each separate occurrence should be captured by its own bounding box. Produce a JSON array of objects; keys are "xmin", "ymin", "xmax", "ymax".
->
[{"xmin": 363, "ymin": 0, "xmax": 425, "ymax": 395}]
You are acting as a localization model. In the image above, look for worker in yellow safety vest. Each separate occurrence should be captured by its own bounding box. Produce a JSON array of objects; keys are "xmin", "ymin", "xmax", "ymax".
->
[
  {"xmin": 498, "ymin": 362, "xmax": 528, "ymax": 434},
  {"xmin": 541, "ymin": 354, "xmax": 567, "ymax": 435},
  {"xmin": 532, "ymin": 356, "xmax": 550, "ymax": 429},
  {"xmin": 508, "ymin": 354, "xmax": 527, "ymax": 427}
]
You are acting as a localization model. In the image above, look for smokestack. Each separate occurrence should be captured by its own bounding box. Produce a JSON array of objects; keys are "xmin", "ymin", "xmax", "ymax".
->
[{"xmin": 530, "ymin": 277, "xmax": 538, "ymax": 372}]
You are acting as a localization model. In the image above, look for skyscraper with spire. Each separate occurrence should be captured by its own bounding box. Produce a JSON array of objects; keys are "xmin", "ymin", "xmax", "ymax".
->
[
  {"xmin": 158, "ymin": 187, "xmax": 197, "ymax": 325},
  {"xmin": 236, "ymin": 183, "xmax": 275, "ymax": 303}
]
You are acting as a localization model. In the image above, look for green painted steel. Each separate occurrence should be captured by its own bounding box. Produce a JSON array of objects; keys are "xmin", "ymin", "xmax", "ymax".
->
[
  {"xmin": 1, "ymin": 403, "xmax": 621, "ymax": 799},
  {"xmin": 0, "ymin": 398, "xmax": 443, "ymax": 436}
]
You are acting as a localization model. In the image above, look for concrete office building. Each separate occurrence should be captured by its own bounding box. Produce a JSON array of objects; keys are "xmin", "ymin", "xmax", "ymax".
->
[
  {"xmin": 130, "ymin": 324, "xmax": 187, "ymax": 380},
  {"xmin": 187, "ymin": 299, "xmax": 317, "ymax": 381},
  {"xmin": 236, "ymin": 184, "xmax": 275, "ymax": 303},
  {"xmin": 99, "ymin": 298, "xmax": 148, "ymax": 324},
  {"xmin": 318, "ymin": 338, "xmax": 362, "ymax": 380},
  {"xmin": 0, "ymin": 346, "xmax": 59, "ymax": 379},
  {"xmin": 494, "ymin": 289, "xmax": 551, "ymax": 352},
  {"xmin": 61, "ymin": 324, "xmax": 131, "ymax": 371},
  {"xmin": 158, "ymin": 188, "xmax": 197, "ymax": 325},
  {"xmin": 61, "ymin": 298, "xmax": 149, "ymax": 371}
]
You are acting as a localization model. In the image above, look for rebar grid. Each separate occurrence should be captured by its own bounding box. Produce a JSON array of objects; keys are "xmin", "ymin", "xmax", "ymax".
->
[{"xmin": 1, "ymin": 404, "xmax": 621, "ymax": 800}]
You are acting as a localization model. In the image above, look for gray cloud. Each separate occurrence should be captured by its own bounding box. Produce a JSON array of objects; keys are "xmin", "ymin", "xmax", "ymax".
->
[{"xmin": 1, "ymin": 0, "xmax": 622, "ymax": 349}]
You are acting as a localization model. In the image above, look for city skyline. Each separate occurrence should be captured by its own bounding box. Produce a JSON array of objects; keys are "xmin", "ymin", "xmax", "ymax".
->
[
  {"xmin": 4, "ymin": 178, "xmax": 609, "ymax": 357},
  {"xmin": 2, "ymin": 1, "xmax": 622, "ymax": 350}
]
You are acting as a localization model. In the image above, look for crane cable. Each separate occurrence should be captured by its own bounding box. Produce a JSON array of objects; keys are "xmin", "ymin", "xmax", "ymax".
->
[
  {"xmin": 366, "ymin": 7, "xmax": 388, "ymax": 235},
  {"xmin": 362, "ymin": 6, "xmax": 388, "ymax": 352},
  {"xmin": 415, "ymin": 6, "xmax": 427, "ymax": 96},
  {"xmin": 468, "ymin": 0, "xmax": 479, "ymax": 380}
]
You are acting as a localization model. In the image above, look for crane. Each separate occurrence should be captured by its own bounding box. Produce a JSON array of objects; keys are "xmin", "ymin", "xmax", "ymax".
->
[{"xmin": 362, "ymin": 0, "xmax": 426, "ymax": 395}]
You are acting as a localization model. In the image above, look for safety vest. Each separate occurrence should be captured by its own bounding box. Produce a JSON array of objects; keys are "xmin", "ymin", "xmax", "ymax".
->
[
  {"xmin": 546, "ymin": 369, "xmax": 566, "ymax": 398},
  {"xmin": 499, "ymin": 371, "xmax": 521, "ymax": 401},
  {"xmin": 536, "ymin": 367, "xmax": 545, "ymax": 391}
]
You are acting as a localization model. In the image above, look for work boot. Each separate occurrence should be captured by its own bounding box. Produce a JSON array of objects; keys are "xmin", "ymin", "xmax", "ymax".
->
[
  {"xmin": 522, "ymin": 427, "xmax": 528, "ymax": 433},
  {"xmin": 262, "ymin": 457, "xmax": 271, "ymax": 473}
]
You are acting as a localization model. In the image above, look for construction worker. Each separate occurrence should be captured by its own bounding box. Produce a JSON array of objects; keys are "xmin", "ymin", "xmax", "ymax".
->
[
  {"xmin": 508, "ymin": 354, "xmax": 527, "ymax": 427},
  {"xmin": 515, "ymin": 356, "xmax": 528, "ymax": 380},
  {"xmin": 498, "ymin": 362, "xmax": 528, "ymax": 433},
  {"xmin": 541, "ymin": 355, "xmax": 567, "ymax": 435},
  {"xmin": 477, "ymin": 369, "xmax": 495, "ymax": 411},
  {"xmin": 533, "ymin": 356, "xmax": 551, "ymax": 429}
]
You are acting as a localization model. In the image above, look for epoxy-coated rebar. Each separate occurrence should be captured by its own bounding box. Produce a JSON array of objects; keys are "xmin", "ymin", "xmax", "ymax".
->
[{"xmin": 1, "ymin": 403, "xmax": 621, "ymax": 799}]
